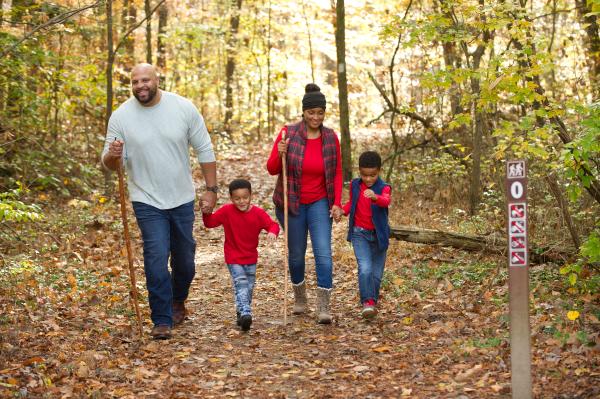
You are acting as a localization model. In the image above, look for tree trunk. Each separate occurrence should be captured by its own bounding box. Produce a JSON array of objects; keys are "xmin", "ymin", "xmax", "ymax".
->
[
  {"xmin": 390, "ymin": 226, "xmax": 571, "ymax": 265},
  {"xmin": 144, "ymin": 0, "xmax": 152, "ymax": 64},
  {"xmin": 575, "ymin": 0, "xmax": 600, "ymax": 98},
  {"xmin": 224, "ymin": 0, "xmax": 243, "ymax": 138},
  {"xmin": 334, "ymin": 0, "xmax": 352, "ymax": 181},
  {"xmin": 105, "ymin": 0, "xmax": 115, "ymax": 196},
  {"xmin": 545, "ymin": 174, "xmax": 580, "ymax": 249},
  {"xmin": 301, "ymin": 1, "xmax": 315, "ymax": 83},
  {"xmin": 465, "ymin": 0, "xmax": 490, "ymax": 216},
  {"xmin": 122, "ymin": 0, "xmax": 136, "ymax": 63},
  {"xmin": 267, "ymin": 0, "xmax": 273, "ymax": 136},
  {"xmin": 156, "ymin": 3, "xmax": 168, "ymax": 74}
]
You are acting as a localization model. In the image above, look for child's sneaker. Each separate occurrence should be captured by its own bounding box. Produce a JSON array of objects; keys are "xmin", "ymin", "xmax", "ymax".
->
[
  {"xmin": 239, "ymin": 314, "xmax": 252, "ymax": 331},
  {"xmin": 236, "ymin": 311, "xmax": 241, "ymax": 326},
  {"xmin": 361, "ymin": 299, "xmax": 377, "ymax": 319}
]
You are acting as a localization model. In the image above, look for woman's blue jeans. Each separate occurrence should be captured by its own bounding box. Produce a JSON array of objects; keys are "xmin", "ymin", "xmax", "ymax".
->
[
  {"xmin": 351, "ymin": 226, "xmax": 387, "ymax": 304},
  {"xmin": 227, "ymin": 264, "xmax": 257, "ymax": 316},
  {"xmin": 276, "ymin": 198, "xmax": 333, "ymax": 289},
  {"xmin": 132, "ymin": 200, "xmax": 196, "ymax": 327}
]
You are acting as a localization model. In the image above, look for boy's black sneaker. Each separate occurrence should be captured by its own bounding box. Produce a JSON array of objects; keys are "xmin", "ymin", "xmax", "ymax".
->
[
  {"xmin": 240, "ymin": 314, "xmax": 252, "ymax": 331},
  {"xmin": 236, "ymin": 311, "xmax": 241, "ymax": 326}
]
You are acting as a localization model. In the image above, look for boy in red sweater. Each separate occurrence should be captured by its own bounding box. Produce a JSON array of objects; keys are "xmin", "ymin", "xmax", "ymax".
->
[
  {"xmin": 202, "ymin": 179, "xmax": 280, "ymax": 331},
  {"xmin": 340, "ymin": 151, "xmax": 392, "ymax": 319}
]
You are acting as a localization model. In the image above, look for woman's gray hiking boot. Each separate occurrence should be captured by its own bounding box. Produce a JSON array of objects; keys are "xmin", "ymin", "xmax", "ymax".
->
[
  {"xmin": 292, "ymin": 280, "xmax": 307, "ymax": 314},
  {"xmin": 316, "ymin": 287, "xmax": 332, "ymax": 324}
]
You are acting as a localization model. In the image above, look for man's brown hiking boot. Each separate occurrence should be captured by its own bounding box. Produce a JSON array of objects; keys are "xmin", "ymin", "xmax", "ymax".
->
[
  {"xmin": 172, "ymin": 301, "xmax": 186, "ymax": 326},
  {"xmin": 150, "ymin": 325, "xmax": 172, "ymax": 340}
]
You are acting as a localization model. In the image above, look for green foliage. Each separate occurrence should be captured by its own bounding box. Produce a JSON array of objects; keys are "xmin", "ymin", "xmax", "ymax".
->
[
  {"xmin": 0, "ymin": 184, "xmax": 42, "ymax": 223},
  {"xmin": 562, "ymin": 102, "xmax": 600, "ymax": 200},
  {"xmin": 560, "ymin": 225, "xmax": 600, "ymax": 295}
]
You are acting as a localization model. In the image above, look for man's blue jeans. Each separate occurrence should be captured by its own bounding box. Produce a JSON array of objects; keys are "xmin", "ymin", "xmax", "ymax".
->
[
  {"xmin": 276, "ymin": 198, "xmax": 333, "ymax": 289},
  {"xmin": 132, "ymin": 200, "xmax": 196, "ymax": 327},
  {"xmin": 351, "ymin": 226, "xmax": 387, "ymax": 304},
  {"xmin": 227, "ymin": 264, "xmax": 257, "ymax": 316}
]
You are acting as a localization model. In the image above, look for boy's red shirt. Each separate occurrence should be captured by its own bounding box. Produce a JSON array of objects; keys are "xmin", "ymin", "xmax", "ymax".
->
[
  {"xmin": 342, "ymin": 182, "xmax": 391, "ymax": 230},
  {"xmin": 202, "ymin": 204, "xmax": 280, "ymax": 265}
]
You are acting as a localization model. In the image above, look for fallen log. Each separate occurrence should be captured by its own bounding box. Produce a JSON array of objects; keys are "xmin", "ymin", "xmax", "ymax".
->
[{"xmin": 390, "ymin": 225, "xmax": 573, "ymax": 265}]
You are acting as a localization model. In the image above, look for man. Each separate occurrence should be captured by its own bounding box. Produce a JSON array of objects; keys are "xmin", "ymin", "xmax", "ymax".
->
[{"xmin": 102, "ymin": 63, "xmax": 218, "ymax": 340}]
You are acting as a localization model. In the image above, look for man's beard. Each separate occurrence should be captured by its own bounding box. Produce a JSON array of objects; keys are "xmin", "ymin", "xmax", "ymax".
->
[{"xmin": 133, "ymin": 86, "xmax": 158, "ymax": 104}]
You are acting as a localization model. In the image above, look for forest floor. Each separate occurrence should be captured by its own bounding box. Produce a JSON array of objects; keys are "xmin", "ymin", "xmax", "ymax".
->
[{"xmin": 1, "ymin": 141, "xmax": 599, "ymax": 398}]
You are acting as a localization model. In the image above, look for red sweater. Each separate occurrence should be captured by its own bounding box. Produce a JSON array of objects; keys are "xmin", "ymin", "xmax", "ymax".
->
[
  {"xmin": 267, "ymin": 126, "xmax": 342, "ymax": 206},
  {"xmin": 342, "ymin": 182, "xmax": 391, "ymax": 230},
  {"xmin": 202, "ymin": 204, "xmax": 280, "ymax": 265}
]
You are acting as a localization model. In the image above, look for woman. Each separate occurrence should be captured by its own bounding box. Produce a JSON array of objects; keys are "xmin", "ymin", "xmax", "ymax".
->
[{"xmin": 267, "ymin": 83, "xmax": 343, "ymax": 324}]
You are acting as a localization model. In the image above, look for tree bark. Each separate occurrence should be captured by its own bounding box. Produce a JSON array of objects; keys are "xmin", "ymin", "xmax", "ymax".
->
[
  {"xmin": 144, "ymin": 0, "xmax": 152, "ymax": 64},
  {"xmin": 545, "ymin": 174, "xmax": 580, "ymax": 249},
  {"xmin": 224, "ymin": 0, "xmax": 242, "ymax": 138},
  {"xmin": 104, "ymin": 0, "xmax": 115, "ymax": 196},
  {"xmin": 334, "ymin": 0, "xmax": 352, "ymax": 182},
  {"xmin": 301, "ymin": 1, "xmax": 315, "ymax": 83},
  {"xmin": 390, "ymin": 226, "xmax": 571, "ymax": 265},
  {"xmin": 123, "ymin": 0, "xmax": 136, "ymax": 62},
  {"xmin": 156, "ymin": 3, "xmax": 168, "ymax": 73},
  {"xmin": 267, "ymin": 0, "xmax": 273, "ymax": 136}
]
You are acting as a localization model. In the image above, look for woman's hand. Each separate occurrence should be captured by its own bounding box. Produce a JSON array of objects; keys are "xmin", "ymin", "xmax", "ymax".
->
[
  {"xmin": 267, "ymin": 232, "xmax": 277, "ymax": 242},
  {"xmin": 330, "ymin": 205, "xmax": 344, "ymax": 223},
  {"xmin": 277, "ymin": 138, "xmax": 290, "ymax": 155}
]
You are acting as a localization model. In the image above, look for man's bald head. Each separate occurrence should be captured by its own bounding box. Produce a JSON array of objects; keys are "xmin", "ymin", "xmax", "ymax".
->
[
  {"xmin": 131, "ymin": 63, "xmax": 160, "ymax": 106},
  {"xmin": 131, "ymin": 63, "xmax": 158, "ymax": 79}
]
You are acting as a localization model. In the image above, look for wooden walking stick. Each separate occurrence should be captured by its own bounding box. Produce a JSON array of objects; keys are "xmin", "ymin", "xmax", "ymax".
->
[
  {"xmin": 116, "ymin": 163, "xmax": 144, "ymax": 337},
  {"xmin": 281, "ymin": 136, "xmax": 289, "ymax": 326}
]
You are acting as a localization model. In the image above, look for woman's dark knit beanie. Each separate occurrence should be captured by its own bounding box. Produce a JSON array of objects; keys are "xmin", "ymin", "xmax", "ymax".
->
[{"xmin": 302, "ymin": 83, "xmax": 326, "ymax": 111}]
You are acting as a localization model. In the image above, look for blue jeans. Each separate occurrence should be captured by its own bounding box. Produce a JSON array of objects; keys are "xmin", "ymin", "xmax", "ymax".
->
[
  {"xmin": 351, "ymin": 226, "xmax": 387, "ymax": 304},
  {"xmin": 132, "ymin": 200, "xmax": 196, "ymax": 327},
  {"xmin": 227, "ymin": 264, "xmax": 257, "ymax": 316},
  {"xmin": 276, "ymin": 198, "xmax": 333, "ymax": 289}
]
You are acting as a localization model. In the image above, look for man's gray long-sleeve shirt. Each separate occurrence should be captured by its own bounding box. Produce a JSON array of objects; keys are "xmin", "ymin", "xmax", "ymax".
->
[{"xmin": 102, "ymin": 91, "xmax": 215, "ymax": 209}]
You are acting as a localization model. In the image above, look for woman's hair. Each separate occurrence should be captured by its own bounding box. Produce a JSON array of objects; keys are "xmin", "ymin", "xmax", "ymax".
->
[
  {"xmin": 302, "ymin": 83, "xmax": 326, "ymax": 111},
  {"xmin": 358, "ymin": 151, "xmax": 382, "ymax": 169},
  {"xmin": 229, "ymin": 178, "xmax": 252, "ymax": 195}
]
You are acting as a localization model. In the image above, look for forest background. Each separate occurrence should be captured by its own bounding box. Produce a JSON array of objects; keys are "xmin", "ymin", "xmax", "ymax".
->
[{"xmin": 0, "ymin": 0, "xmax": 599, "ymax": 396}]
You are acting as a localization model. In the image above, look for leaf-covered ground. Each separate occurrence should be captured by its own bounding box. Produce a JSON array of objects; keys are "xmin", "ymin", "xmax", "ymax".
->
[{"xmin": 1, "ymin": 143, "xmax": 598, "ymax": 398}]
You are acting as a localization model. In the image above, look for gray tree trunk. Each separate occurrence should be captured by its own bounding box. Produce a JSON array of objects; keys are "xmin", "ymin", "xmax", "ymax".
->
[
  {"xmin": 334, "ymin": 0, "xmax": 352, "ymax": 181},
  {"xmin": 156, "ymin": 3, "xmax": 168, "ymax": 75},
  {"xmin": 144, "ymin": 0, "xmax": 152, "ymax": 64},
  {"xmin": 224, "ymin": 0, "xmax": 243, "ymax": 138}
]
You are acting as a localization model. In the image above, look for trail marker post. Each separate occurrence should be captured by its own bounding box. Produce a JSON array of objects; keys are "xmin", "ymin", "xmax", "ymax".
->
[{"xmin": 506, "ymin": 160, "xmax": 532, "ymax": 398}]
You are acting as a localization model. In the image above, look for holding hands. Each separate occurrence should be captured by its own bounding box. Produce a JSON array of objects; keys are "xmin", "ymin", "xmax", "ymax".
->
[
  {"xmin": 200, "ymin": 192, "xmax": 217, "ymax": 214},
  {"xmin": 330, "ymin": 205, "xmax": 344, "ymax": 223}
]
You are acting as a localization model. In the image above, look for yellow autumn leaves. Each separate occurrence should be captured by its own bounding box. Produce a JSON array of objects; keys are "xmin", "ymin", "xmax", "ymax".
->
[{"xmin": 566, "ymin": 310, "xmax": 580, "ymax": 321}]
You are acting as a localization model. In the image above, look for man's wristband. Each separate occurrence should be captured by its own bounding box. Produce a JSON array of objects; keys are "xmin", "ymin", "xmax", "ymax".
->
[{"xmin": 206, "ymin": 185, "xmax": 219, "ymax": 194}]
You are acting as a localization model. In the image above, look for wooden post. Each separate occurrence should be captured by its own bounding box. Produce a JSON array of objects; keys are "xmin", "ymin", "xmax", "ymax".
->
[{"xmin": 506, "ymin": 160, "xmax": 532, "ymax": 398}]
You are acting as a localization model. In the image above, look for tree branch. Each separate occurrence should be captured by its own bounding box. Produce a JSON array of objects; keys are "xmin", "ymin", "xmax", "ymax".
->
[{"xmin": 0, "ymin": 1, "xmax": 101, "ymax": 58}]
